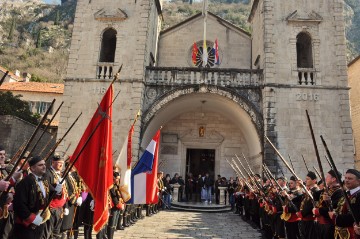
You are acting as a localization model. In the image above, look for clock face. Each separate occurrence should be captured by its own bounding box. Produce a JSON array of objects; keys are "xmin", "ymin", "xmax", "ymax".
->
[{"xmin": 194, "ymin": 46, "xmax": 216, "ymax": 68}]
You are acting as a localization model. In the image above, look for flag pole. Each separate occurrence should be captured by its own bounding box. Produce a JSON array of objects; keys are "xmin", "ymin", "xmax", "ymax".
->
[{"xmin": 202, "ymin": 0, "xmax": 208, "ymax": 67}]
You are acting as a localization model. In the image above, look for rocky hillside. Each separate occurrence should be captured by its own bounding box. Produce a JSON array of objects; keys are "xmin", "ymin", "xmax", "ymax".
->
[{"xmin": 0, "ymin": 0, "xmax": 359, "ymax": 82}]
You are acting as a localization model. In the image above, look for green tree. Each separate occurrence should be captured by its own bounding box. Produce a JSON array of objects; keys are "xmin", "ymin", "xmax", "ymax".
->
[
  {"xmin": 54, "ymin": 10, "xmax": 60, "ymax": 25},
  {"xmin": 0, "ymin": 91, "xmax": 39, "ymax": 125},
  {"xmin": 36, "ymin": 30, "xmax": 42, "ymax": 48},
  {"xmin": 7, "ymin": 17, "xmax": 16, "ymax": 40}
]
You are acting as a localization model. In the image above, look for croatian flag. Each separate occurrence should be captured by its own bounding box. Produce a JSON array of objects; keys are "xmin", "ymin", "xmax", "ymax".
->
[{"xmin": 129, "ymin": 130, "xmax": 160, "ymax": 204}]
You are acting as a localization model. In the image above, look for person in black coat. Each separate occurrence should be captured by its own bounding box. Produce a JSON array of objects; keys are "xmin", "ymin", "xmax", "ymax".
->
[{"xmin": 13, "ymin": 156, "xmax": 62, "ymax": 239}]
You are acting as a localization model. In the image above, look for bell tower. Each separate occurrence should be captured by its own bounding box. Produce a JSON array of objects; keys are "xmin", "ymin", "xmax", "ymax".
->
[
  {"xmin": 249, "ymin": 0, "xmax": 354, "ymax": 175},
  {"xmin": 57, "ymin": 0, "xmax": 162, "ymax": 159}
]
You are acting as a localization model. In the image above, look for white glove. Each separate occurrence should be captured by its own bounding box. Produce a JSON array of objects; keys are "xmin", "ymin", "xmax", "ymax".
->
[
  {"xmin": 58, "ymin": 178, "xmax": 64, "ymax": 184},
  {"xmin": 55, "ymin": 184, "xmax": 63, "ymax": 195},
  {"xmin": 76, "ymin": 197, "xmax": 83, "ymax": 206},
  {"xmin": 32, "ymin": 214, "xmax": 43, "ymax": 226},
  {"xmin": 64, "ymin": 208, "xmax": 69, "ymax": 216},
  {"xmin": 90, "ymin": 200, "xmax": 95, "ymax": 211}
]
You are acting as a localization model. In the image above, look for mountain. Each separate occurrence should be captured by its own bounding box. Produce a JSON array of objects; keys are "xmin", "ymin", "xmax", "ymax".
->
[{"xmin": 0, "ymin": 0, "xmax": 359, "ymax": 83}]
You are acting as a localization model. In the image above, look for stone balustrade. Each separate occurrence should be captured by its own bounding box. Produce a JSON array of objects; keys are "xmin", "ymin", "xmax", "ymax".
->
[
  {"xmin": 297, "ymin": 68, "xmax": 316, "ymax": 85},
  {"xmin": 96, "ymin": 62, "xmax": 114, "ymax": 79},
  {"xmin": 145, "ymin": 67, "xmax": 263, "ymax": 87}
]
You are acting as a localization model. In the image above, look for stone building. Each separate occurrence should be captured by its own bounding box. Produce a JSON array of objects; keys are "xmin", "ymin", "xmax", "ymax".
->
[
  {"xmin": 58, "ymin": 0, "xmax": 354, "ymax": 179},
  {"xmin": 349, "ymin": 55, "xmax": 360, "ymax": 169}
]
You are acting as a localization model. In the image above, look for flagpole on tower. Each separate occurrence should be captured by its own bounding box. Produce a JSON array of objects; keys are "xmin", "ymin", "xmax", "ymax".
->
[{"xmin": 202, "ymin": 0, "xmax": 208, "ymax": 67}]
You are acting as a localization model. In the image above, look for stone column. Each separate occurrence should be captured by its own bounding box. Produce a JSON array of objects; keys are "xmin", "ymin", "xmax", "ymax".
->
[
  {"xmin": 171, "ymin": 184, "xmax": 180, "ymax": 203},
  {"xmin": 219, "ymin": 186, "xmax": 227, "ymax": 205}
]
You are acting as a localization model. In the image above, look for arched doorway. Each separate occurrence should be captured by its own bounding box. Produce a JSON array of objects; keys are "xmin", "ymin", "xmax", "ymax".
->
[{"xmin": 141, "ymin": 92, "xmax": 262, "ymax": 180}]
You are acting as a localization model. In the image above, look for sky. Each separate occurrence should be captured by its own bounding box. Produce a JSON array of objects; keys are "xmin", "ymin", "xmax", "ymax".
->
[{"xmin": 43, "ymin": 0, "xmax": 61, "ymax": 4}]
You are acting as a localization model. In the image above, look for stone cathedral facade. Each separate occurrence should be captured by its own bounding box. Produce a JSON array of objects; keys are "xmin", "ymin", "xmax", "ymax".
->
[{"xmin": 58, "ymin": 0, "xmax": 354, "ymax": 179}]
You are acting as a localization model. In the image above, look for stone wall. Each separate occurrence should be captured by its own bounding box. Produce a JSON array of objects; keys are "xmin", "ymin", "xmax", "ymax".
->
[
  {"xmin": 158, "ymin": 14, "xmax": 251, "ymax": 68},
  {"xmin": 251, "ymin": 0, "xmax": 354, "ymax": 175},
  {"xmin": 349, "ymin": 57, "xmax": 360, "ymax": 169},
  {"xmin": 0, "ymin": 115, "xmax": 55, "ymax": 159},
  {"xmin": 159, "ymin": 111, "xmax": 259, "ymax": 179}
]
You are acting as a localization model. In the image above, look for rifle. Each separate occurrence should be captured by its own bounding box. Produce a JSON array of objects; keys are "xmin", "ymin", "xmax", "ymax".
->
[
  {"xmin": 26, "ymin": 101, "xmax": 64, "ymax": 159},
  {"xmin": 265, "ymin": 135, "xmax": 315, "ymax": 204},
  {"xmin": 5, "ymin": 99, "xmax": 56, "ymax": 181},
  {"xmin": 234, "ymin": 156, "xmax": 261, "ymax": 191},
  {"xmin": 320, "ymin": 135, "xmax": 359, "ymax": 223},
  {"xmin": 263, "ymin": 164, "xmax": 299, "ymax": 212},
  {"xmin": 62, "ymin": 143, "xmax": 72, "ymax": 158},
  {"xmin": 42, "ymin": 113, "xmax": 82, "ymax": 163},
  {"xmin": 313, "ymin": 166, "xmax": 322, "ymax": 181},
  {"xmin": 262, "ymin": 164, "xmax": 285, "ymax": 205},
  {"xmin": 9, "ymin": 141, "xmax": 27, "ymax": 164},
  {"xmin": 324, "ymin": 156, "xmax": 333, "ymax": 170},
  {"xmin": 306, "ymin": 110, "xmax": 330, "ymax": 206},
  {"xmin": 301, "ymin": 155, "xmax": 310, "ymax": 172},
  {"xmin": 38, "ymin": 134, "xmax": 55, "ymax": 156},
  {"xmin": 288, "ymin": 154, "xmax": 295, "ymax": 173},
  {"xmin": 0, "ymin": 71, "xmax": 9, "ymax": 86},
  {"xmin": 36, "ymin": 66, "xmax": 123, "ymax": 225},
  {"xmin": 226, "ymin": 159, "xmax": 254, "ymax": 192}
]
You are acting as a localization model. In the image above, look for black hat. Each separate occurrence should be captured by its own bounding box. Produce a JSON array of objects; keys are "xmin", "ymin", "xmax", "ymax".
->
[
  {"xmin": 255, "ymin": 173, "xmax": 261, "ymax": 178},
  {"xmin": 290, "ymin": 176, "xmax": 296, "ymax": 181},
  {"xmin": 52, "ymin": 153, "xmax": 63, "ymax": 161},
  {"xmin": 113, "ymin": 172, "xmax": 120, "ymax": 178},
  {"xmin": 328, "ymin": 169, "xmax": 342, "ymax": 179},
  {"xmin": 276, "ymin": 176, "xmax": 286, "ymax": 181},
  {"xmin": 346, "ymin": 169, "xmax": 360, "ymax": 179},
  {"xmin": 217, "ymin": 175, "xmax": 221, "ymax": 178},
  {"xmin": 307, "ymin": 171, "xmax": 317, "ymax": 180},
  {"xmin": 0, "ymin": 145, "xmax": 4, "ymax": 151},
  {"xmin": 318, "ymin": 179, "xmax": 323, "ymax": 185},
  {"xmin": 29, "ymin": 156, "xmax": 43, "ymax": 167}
]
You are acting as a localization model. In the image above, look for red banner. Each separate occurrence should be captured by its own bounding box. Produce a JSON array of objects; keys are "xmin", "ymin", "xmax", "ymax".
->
[{"xmin": 71, "ymin": 85, "xmax": 113, "ymax": 233}]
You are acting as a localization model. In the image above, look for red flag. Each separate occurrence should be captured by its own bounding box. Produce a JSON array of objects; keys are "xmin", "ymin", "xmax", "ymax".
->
[
  {"xmin": 71, "ymin": 85, "xmax": 113, "ymax": 233},
  {"xmin": 146, "ymin": 130, "xmax": 160, "ymax": 204},
  {"xmin": 192, "ymin": 42, "xmax": 198, "ymax": 66}
]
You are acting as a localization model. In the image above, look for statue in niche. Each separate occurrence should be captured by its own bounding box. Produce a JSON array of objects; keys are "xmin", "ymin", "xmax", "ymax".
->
[{"xmin": 199, "ymin": 126, "xmax": 205, "ymax": 137}]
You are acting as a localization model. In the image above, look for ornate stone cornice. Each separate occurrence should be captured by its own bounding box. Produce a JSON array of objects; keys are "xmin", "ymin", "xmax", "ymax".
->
[
  {"xmin": 286, "ymin": 10, "xmax": 323, "ymax": 24},
  {"xmin": 94, "ymin": 8, "xmax": 128, "ymax": 22}
]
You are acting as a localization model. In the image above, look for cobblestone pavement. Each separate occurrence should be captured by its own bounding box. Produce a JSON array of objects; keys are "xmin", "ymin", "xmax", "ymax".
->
[{"xmin": 108, "ymin": 210, "xmax": 263, "ymax": 239}]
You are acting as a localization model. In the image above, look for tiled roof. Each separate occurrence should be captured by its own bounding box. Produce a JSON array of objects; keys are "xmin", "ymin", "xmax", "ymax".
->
[
  {"xmin": 0, "ymin": 66, "xmax": 22, "ymax": 81},
  {"xmin": 0, "ymin": 82, "xmax": 64, "ymax": 94}
]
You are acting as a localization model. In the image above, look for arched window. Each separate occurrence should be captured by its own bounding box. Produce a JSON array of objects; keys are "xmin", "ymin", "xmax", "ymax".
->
[
  {"xmin": 99, "ymin": 28, "xmax": 117, "ymax": 63},
  {"xmin": 296, "ymin": 32, "xmax": 313, "ymax": 68}
]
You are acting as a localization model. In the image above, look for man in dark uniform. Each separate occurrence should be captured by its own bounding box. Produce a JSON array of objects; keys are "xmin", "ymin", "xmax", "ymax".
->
[
  {"xmin": 13, "ymin": 156, "xmax": 62, "ymax": 239},
  {"xmin": 60, "ymin": 167, "xmax": 82, "ymax": 239},
  {"xmin": 312, "ymin": 169, "xmax": 343, "ymax": 239},
  {"xmin": 329, "ymin": 169, "xmax": 360, "ymax": 239},
  {"xmin": 42, "ymin": 153, "xmax": 67, "ymax": 239},
  {"xmin": 282, "ymin": 176, "xmax": 303, "ymax": 239},
  {"xmin": 297, "ymin": 171, "xmax": 319, "ymax": 239},
  {"xmin": 0, "ymin": 145, "xmax": 22, "ymax": 239},
  {"xmin": 215, "ymin": 175, "xmax": 222, "ymax": 204},
  {"xmin": 107, "ymin": 172, "xmax": 125, "ymax": 239}
]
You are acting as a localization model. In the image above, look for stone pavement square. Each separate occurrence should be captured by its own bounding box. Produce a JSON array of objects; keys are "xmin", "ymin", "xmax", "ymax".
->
[{"xmin": 79, "ymin": 210, "xmax": 263, "ymax": 239}]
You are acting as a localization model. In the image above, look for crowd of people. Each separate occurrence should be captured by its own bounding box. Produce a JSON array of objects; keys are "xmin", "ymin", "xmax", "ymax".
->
[
  {"xmin": 0, "ymin": 145, "xmax": 167, "ymax": 239},
  {"xmin": 2, "ymin": 140, "xmax": 360, "ymax": 239},
  {"xmin": 228, "ymin": 170, "xmax": 360, "ymax": 239}
]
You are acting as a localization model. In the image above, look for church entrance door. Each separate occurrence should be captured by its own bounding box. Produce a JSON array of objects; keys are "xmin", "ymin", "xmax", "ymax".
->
[{"xmin": 186, "ymin": 148, "xmax": 215, "ymax": 179}]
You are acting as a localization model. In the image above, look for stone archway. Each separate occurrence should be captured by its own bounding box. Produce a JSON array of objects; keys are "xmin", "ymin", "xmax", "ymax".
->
[{"xmin": 140, "ymin": 86, "xmax": 263, "ymax": 178}]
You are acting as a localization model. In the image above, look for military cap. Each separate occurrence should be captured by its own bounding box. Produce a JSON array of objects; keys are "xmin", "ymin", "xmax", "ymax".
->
[
  {"xmin": 328, "ymin": 169, "xmax": 342, "ymax": 179},
  {"xmin": 255, "ymin": 173, "xmax": 261, "ymax": 178},
  {"xmin": 307, "ymin": 171, "xmax": 317, "ymax": 180},
  {"xmin": 29, "ymin": 156, "xmax": 43, "ymax": 167},
  {"xmin": 113, "ymin": 172, "xmax": 120, "ymax": 178},
  {"xmin": 276, "ymin": 176, "xmax": 287, "ymax": 181},
  {"xmin": 289, "ymin": 175, "xmax": 296, "ymax": 182},
  {"xmin": 53, "ymin": 153, "xmax": 64, "ymax": 161},
  {"xmin": 346, "ymin": 169, "xmax": 360, "ymax": 179}
]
